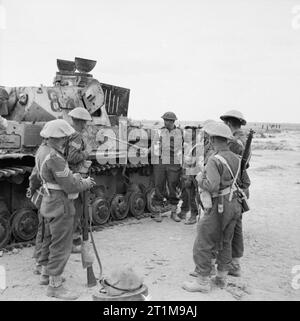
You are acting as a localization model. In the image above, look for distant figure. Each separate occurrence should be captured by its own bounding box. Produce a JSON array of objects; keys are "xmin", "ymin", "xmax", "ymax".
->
[{"xmin": 151, "ymin": 111, "xmax": 183, "ymax": 223}]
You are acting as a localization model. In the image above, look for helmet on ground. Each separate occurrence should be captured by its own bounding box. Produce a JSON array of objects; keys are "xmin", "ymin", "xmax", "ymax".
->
[
  {"xmin": 204, "ymin": 122, "xmax": 233, "ymax": 140},
  {"xmin": 68, "ymin": 107, "xmax": 92, "ymax": 121},
  {"xmin": 220, "ymin": 110, "xmax": 246, "ymax": 126},
  {"xmin": 93, "ymin": 267, "xmax": 149, "ymax": 301},
  {"xmin": 103, "ymin": 267, "xmax": 143, "ymax": 295},
  {"xmin": 40, "ymin": 119, "xmax": 75, "ymax": 138},
  {"xmin": 161, "ymin": 111, "xmax": 177, "ymax": 121}
]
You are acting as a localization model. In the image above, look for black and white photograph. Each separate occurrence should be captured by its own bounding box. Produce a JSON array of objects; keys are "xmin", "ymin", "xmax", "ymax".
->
[{"xmin": 0, "ymin": 0, "xmax": 300, "ymax": 303}]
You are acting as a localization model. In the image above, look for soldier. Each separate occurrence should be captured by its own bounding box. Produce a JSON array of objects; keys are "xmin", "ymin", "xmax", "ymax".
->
[
  {"xmin": 178, "ymin": 126, "xmax": 200, "ymax": 225},
  {"xmin": 182, "ymin": 122, "xmax": 249, "ymax": 292},
  {"xmin": 220, "ymin": 110, "xmax": 251, "ymax": 277},
  {"xmin": 35, "ymin": 119, "xmax": 95, "ymax": 300},
  {"xmin": 66, "ymin": 107, "xmax": 93, "ymax": 253},
  {"xmin": 28, "ymin": 139, "xmax": 47, "ymax": 275},
  {"xmin": 151, "ymin": 111, "xmax": 183, "ymax": 223}
]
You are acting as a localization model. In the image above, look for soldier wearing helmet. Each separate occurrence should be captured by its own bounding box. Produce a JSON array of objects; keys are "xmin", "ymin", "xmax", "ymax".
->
[
  {"xmin": 220, "ymin": 110, "xmax": 251, "ymax": 278},
  {"xmin": 30, "ymin": 119, "xmax": 95, "ymax": 300},
  {"xmin": 151, "ymin": 111, "xmax": 183, "ymax": 223},
  {"xmin": 178, "ymin": 126, "xmax": 201, "ymax": 225},
  {"xmin": 182, "ymin": 122, "xmax": 250, "ymax": 293},
  {"xmin": 65, "ymin": 107, "xmax": 93, "ymax": 253},
  {"xmin": 220, "ymin": 110, "xmax": 248, "ymax": 156}
]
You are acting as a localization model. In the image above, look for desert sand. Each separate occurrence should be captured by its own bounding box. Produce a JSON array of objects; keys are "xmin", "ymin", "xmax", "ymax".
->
[{"xmin": 0, "ymin": 129, "xmax": 300, "ymax": 301}]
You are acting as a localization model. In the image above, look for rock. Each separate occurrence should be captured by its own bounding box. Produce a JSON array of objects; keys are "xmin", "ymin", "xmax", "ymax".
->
[
  {"xmin": 12, "ymin": 248, "xmax": 19, "ymax": 254},
  {"xmin": 0, "ymin": 250, "xmax": 3, "ymax": 257}
]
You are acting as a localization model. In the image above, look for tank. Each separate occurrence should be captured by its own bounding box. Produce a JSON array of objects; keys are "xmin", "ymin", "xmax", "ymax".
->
[{"xmin": 0, "ymin": 57, "xmax": 157, "ymax": 248}]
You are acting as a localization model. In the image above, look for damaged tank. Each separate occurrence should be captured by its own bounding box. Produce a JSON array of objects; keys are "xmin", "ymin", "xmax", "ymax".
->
[{"xmin": 0, "ymin": 57, "xmax": 156, "ymax": 248}]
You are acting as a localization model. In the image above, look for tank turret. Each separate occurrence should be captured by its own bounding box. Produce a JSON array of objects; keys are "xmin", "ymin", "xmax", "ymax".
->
[{"xmin": 0, "ymin": 57, "xmax": 155, "ymax": 249}]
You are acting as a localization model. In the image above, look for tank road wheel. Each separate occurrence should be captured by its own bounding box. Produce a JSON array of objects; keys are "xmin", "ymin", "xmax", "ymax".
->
[
  {"xmin": 110, "ymin": 194, "xmax": 129, "ymax": 220},
  {"xmin": 0, "ymin": 217, "xmax": 11, "ymax": 249},
  {"xmin": 92, "ymin": 198, "xmax": 110, "ymax": 225},
  {"xmin": 129, "ymin": 192, "xmax": 146, "ymax": 218},
  {"xmin": 11, "ymin": 209, "xmax": 39, "ymax": 242},
  {"xmin": 146, "ymin": 187, "xmax": 159, "ymax": 214}
]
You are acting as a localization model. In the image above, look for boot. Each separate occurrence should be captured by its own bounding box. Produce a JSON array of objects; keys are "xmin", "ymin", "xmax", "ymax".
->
[
  {"xmin": 47, "ymin": 276, "xmax": 78, "ymax": 300},
  {"xmin": 177, "ymin": 210, "xmax": 187, "ymax": 220},
  {"xmin": 228, "ymin": 259, "xmax": 241, "ymax": 277},
  {"xmin": 189, "ymin": 270, "xmax": 200, "ymax": 277},
  {"xmin": 39, "ymin": 266, "xmax": 49, "ymax": 285},
  {"xmin": 171, "ymin": 212, "xmax": 181, "ymax": 222},
  {"xmin": 185, "ymin": 215, "xmax": 197, "ymax": 225},
  {"xmin": 40, "ymin": 265, "xmax": 65, "ymax": 286},
  {"xmin": 182, "ymin": 275, "xmax": 211, "ymax": 293},
  {"xmin": 189, "ymin": 263, "xmax": 216, "ymax": 278},
  {"xmin": 33, "ymin": 263, "xmax": 42, "ymax": 275},
  {"xmin": 212, "ymin": 270, "xmax": 228, "ymax": 289},
  {"xmin": 210, "ymin": 259, "xmax": 217, "ymax": 276},
  {"xmin": 71, "ymin": 244, "xmax": 82, "ymax": 254},
  {"xmin": 170, "ymin": 205, "xmax": 181, "ymax": 222},
  {"xmin": 151, "ymin": 212, "xmax": 162, "ymax": 223}
]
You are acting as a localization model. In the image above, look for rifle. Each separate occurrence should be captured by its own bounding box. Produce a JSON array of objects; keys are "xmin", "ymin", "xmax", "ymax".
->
[
  {"xmin": 241, "ymin": 129, "xmax": 254, "ymax": 173},
  {"xmin": 80, "ymin": 161, "xmax": 97, "ymax": 287},
  {"xmin": 238, "ymin": 129, "xmax": 254, "ymax": 213},
  {"xmin": 82, "ymin": 189, "xmax": 97, "ymax": 287}
]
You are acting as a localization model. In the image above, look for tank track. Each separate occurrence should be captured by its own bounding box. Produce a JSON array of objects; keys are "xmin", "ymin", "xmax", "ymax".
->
[
  {"xmin": 1, "ymin": 211, "xmax": 152, "ymax": 251},
  {"xmin": 0, "ymin": 161, "xmax": 155, "ymax": 249}
]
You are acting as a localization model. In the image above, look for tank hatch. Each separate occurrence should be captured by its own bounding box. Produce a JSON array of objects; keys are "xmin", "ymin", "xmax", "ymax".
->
[{"xmin": 75, "ymin": 57, "xmax": 97, "ymax": 73}]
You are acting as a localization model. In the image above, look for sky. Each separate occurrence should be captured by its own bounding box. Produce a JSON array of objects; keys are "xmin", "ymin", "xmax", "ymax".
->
[{"xmin": 0, "ymin": 0, "xmax": 300, "ymax": 123}]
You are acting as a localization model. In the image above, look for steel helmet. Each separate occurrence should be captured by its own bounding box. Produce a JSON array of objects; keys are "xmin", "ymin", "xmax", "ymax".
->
[
  {"xmin": 220, "ymin": 110, "xmax": 247, "ymax": 126},
  {"xmin": 40, "ymin": 119, "xmax": 75, "ymax": 138},
  {"xmin": 161, "ymin": 111, "xmax": 177, "ymax": 121},
  {"xmin": 204, "ymin": 122, "xmax": 233, "ymax": 140},
  {"xmin": 102, "ymin": 267, "xmax": 143, "ymax": 296},
  {"xmin": 68, "ymin": 107, "xmax": 92, "ymax": 121}
]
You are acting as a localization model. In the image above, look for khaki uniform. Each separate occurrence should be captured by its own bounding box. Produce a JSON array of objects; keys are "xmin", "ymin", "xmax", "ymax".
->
[
  {"xmin": 152, "ymin": 126, "xmax": 183, "ymax": 207},
  {"xmin": 228, "ymin": 129, "xmax": 251, "ymax": 260},
  {"xmin": 66, "ymin": 131, "xmax": 90, "ymax": 243},
  {"xmin": 36, "ymin": 141, "xmax": 90, "ymax": 276},
  {"xmin": 193, "ymin": 147, "xmax": 249, "ymax": 276},
  {"xmin": 180, "ymin": 142, "xmax": 201, "ymax": 219}
]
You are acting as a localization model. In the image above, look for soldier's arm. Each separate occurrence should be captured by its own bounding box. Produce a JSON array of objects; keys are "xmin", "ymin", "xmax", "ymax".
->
[
  {"xmin": 48, "ymin": 155, "xmax": 90, "ymax": 194},
  {"xmin": 28, "ymin": 166, "xmax": 42, "ymax": 194},
  {"xmin": 67, "ymin": 135, "xmax": 89, "ymax": 166},
  {"xmin": 240, "ymin": 168, "xmax": 251, "ymax": 190},
  {"xmin": 198, "ymin": 157, "xmax": 220, "ymax": 193}
]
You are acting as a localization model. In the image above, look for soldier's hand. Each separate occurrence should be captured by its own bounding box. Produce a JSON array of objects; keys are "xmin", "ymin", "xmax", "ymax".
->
[{"xmin": 85, "ymin": 176, "xmax": 96, "ymax": 189}]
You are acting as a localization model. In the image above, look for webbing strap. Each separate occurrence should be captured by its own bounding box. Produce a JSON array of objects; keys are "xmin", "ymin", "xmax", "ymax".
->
[
  {"xmin": 214, "ymin": 154, "xmax": 241, "ymax": 201},
  {"xmin": 36, "ymin": 154, "xmax": 51, "ymax": 195}
]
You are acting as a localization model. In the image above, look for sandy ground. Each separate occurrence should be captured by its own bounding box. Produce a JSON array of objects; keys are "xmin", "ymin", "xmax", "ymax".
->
[{"xmin": 0, "ymin": 130, "xmax": 300, "ymax": 301}]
